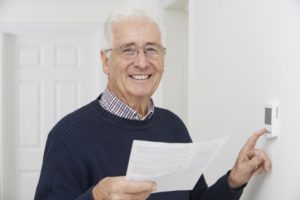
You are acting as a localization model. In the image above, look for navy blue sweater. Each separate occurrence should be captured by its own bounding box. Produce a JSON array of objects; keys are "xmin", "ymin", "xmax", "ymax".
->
[{"xmin": 35, "ymin": 97, "xmax": 243, "ymax": 200}]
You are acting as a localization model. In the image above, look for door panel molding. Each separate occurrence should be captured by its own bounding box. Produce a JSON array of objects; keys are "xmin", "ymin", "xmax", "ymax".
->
[{"xmin": 0, "ymin": 22, "xmax": 105, "ymax": 106}]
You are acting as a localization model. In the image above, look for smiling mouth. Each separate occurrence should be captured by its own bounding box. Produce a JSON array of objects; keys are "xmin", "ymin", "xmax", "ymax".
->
[{"xmin": 129, "ymin": 74, "xmax": 151, "ymax": 80}]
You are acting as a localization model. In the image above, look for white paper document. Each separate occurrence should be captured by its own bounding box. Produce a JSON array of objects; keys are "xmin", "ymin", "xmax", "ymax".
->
[{"xmin": 126, "ymin": 137, "xmax": 228, "ymax": 193}]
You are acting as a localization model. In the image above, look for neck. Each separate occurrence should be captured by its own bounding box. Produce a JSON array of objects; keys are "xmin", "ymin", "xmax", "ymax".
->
[
  {"xmin": 130, "ymin": 99, "xmax": 149, "ymax": 117},
  {"xmin": 122, "ymin": 96, "xmax": 150, "ymax": 117},
  {"xmin": 107, "ymin": 87, "xmax": 150, "ymax": 117}
]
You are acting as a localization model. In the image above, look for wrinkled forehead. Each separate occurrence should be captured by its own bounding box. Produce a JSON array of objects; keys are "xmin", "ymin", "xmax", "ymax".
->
[{"xmin": 111, "ymin": 18, "xmax": 162, "ymax": 47}]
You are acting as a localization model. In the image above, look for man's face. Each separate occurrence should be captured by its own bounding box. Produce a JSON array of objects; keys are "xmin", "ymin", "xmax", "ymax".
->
[{"xmin": 101, "ymin": 18, "xmax": 164, "ymax": 103}]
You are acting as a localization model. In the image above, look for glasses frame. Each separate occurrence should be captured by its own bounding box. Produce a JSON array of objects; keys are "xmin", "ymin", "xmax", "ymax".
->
[{"xmin": 104, "ymin": 43, "xmax": 166, "ymax": 60}]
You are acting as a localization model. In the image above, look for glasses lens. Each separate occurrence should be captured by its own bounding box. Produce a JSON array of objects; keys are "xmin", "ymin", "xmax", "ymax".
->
[
  {"xmin": 117, "ymin": 43, "xmax": 165, "ymax": 59},
  {"xmin": 144, "ymin": 44, "xmax": 164, "ymax": 58},
  {"xmin": 119, "ymin": 45, "xmax": 137, "ymax": 58}
]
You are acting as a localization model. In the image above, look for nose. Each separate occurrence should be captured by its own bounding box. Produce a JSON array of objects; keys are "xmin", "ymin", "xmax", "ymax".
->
[{"xmin": 133, "ymin": 48, "xmax": 150, "ymax": 69}]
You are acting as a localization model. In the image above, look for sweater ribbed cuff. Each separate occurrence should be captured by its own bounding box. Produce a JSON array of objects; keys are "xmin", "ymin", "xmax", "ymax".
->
[{"xmin": 76, "ymin": 187, "xmax": 95, "ymax": 200}]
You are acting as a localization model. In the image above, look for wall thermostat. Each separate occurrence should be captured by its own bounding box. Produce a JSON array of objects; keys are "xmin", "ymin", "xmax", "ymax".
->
[{"xmin": 264, "ymin": 104, "xmax": 279, "ymax": 139}]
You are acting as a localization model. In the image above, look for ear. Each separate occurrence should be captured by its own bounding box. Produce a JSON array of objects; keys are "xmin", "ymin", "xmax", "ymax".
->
[{"xmin": 100, "ymin": 50, "xmax": 110, "ymax": 75}]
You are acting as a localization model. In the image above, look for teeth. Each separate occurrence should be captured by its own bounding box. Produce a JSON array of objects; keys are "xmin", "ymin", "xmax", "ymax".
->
[{"xmin": 131, "ymin": 75, "xmax": 149, "ymax": 80}]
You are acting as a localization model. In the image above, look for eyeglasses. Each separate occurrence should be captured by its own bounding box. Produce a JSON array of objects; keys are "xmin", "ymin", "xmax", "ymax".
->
[{"xmin": 104, "ymin": 43, "xmax": 166, "ymax": 60}]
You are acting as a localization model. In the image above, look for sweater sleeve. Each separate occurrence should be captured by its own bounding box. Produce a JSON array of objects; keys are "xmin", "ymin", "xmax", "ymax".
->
[
  {"xmin": 34, "ymin": 117, "xmax": 97, "ymax": 200},
  {"xmin": 189, "ymin": 172, "xmax": 244, "ymax": 200}
]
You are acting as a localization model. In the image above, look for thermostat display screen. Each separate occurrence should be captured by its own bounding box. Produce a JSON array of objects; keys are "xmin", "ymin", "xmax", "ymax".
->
[{"xmin": 265, "ymin": 108, "xmax": 272, "ymax": 125}]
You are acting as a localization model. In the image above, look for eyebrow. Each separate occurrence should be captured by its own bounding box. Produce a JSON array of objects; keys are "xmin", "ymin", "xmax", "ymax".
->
[
  {"xmin": 144, "ymin": 42, "xmax": 161, "ymax": 46},
  {"xmin": 120, "ymin": 42, "xmax": 136, "ymax": 47}
]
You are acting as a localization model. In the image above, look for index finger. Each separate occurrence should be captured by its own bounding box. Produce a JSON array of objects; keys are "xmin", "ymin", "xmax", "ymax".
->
[
  {"xmin": 243, "ymin": 128, "xmax": 268, "ymax": 151},
  {"xmin": 123, "ymin": 180, "xmax": 156, "ymax": 194}
]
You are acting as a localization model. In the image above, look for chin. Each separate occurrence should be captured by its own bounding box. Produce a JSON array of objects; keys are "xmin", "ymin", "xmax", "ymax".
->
[
  {"xmin": 128, "ymin": 87, "xmax": 154, "ymax": 97},
  {"xmin": 132, "ymin": 93, "xmax": 151, "ymax": 99},
  {"xmin": 129, "ymin": 90, "xmax": 153, "ymax": 99}
]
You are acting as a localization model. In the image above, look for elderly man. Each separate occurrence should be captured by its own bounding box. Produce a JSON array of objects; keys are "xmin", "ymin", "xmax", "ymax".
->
[{"xmin": 35, "ymin": 8, "xmax": 271, "ymax": 200}]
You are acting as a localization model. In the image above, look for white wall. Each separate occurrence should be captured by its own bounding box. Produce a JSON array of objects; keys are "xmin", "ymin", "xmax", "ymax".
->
[
  {"xmin": 162, "ymin": 8, "xmax": 188, "ymax": 122},
  {"xmin": 126, "ymin": 0, "xmax": 161, "ymax": 16},
  {"xmin": 189, "ymin": 0, "xmax": 300, "ymax": 199},
  {"xmin": 0, "ymin": 0, "xmax": 125, "ymax": 23},
  {"xmin": 0, "ymin": 32, "xmax": 4, "ymax": 200}
]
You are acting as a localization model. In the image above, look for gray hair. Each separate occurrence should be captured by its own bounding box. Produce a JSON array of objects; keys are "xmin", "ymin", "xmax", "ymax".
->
[{"xmin": 102, "ymin": 7, "xmax": 165, "ymax": 50}]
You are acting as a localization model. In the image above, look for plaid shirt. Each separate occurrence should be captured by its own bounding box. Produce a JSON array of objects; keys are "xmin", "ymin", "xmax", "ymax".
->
[{"xmin": 99, "ymin": 88, "xmax": 154, "ymax": 120}]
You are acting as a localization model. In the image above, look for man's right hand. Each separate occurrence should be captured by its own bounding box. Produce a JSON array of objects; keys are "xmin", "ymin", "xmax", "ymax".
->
[{"xmin": 92, "ymin": 176, "xmax": 156, "ymax": 200}]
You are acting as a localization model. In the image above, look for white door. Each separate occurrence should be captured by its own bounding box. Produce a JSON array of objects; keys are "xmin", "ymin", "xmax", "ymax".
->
[{"xmin": 1, "ymin": 26, "xmax": 101, "ymax": 200}]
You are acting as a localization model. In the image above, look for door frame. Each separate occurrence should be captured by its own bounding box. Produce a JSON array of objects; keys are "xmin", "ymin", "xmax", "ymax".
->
[{"xmin": 0, "ymin": 23, "xmax": 104, "ymax": 198}]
